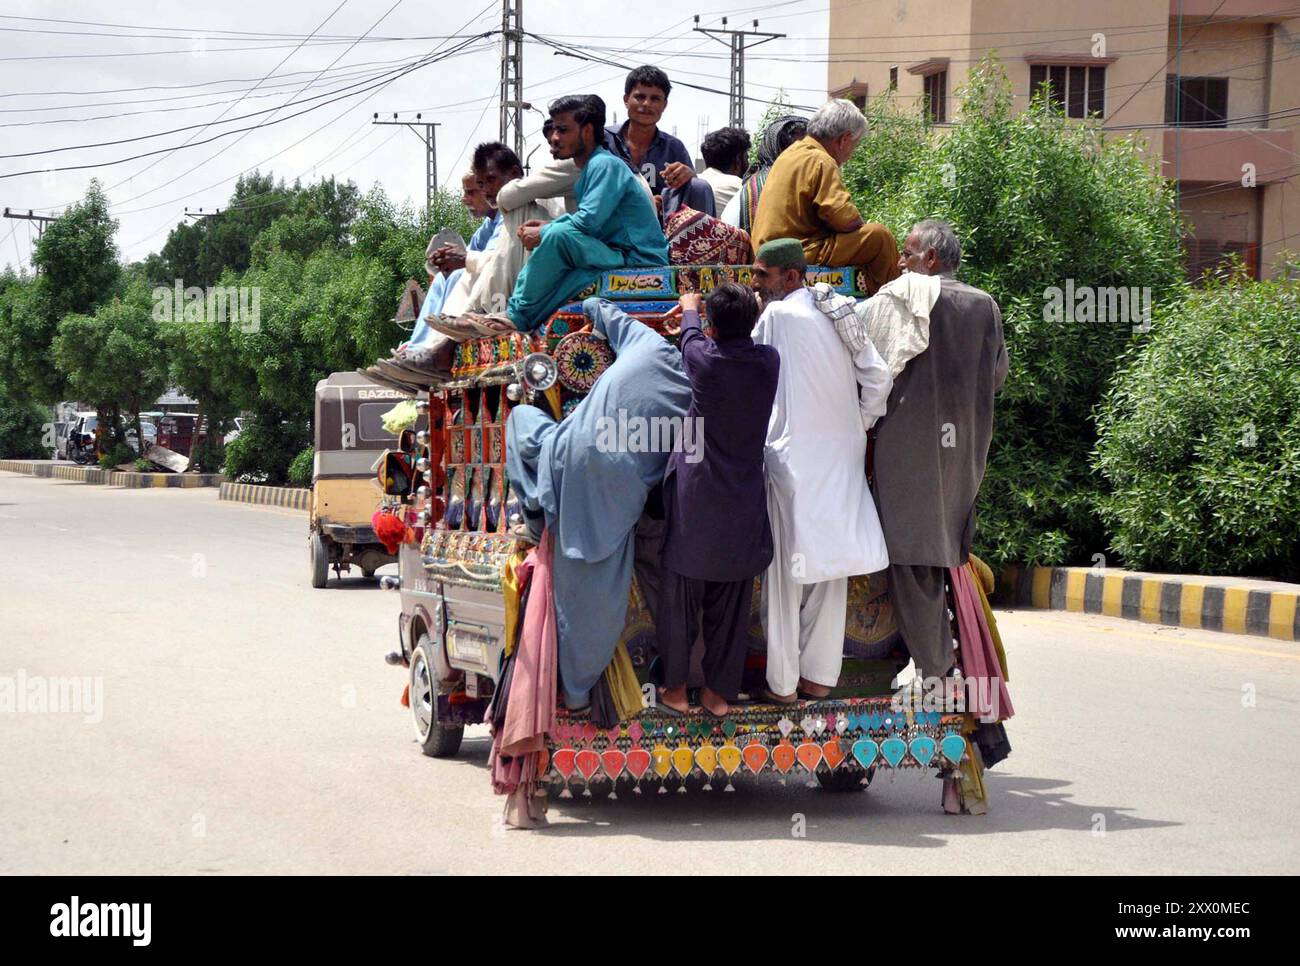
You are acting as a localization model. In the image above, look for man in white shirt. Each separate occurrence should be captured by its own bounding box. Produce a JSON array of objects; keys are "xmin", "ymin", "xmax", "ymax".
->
[
  {"xmin": 749, "ymin": 237, "xmax": 892, "ymax": 702},
  {"xmin": 698, "ymin": 126, "xmax": 750, "ymax": 215}
]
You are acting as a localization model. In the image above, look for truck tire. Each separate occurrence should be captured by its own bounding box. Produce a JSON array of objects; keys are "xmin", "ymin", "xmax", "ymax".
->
[
  {"xmin": 310, "ymin": 532, "xmax": 329, "ymax": 589},
  {"xmin": 411, "ymin": 632, "xmax": 464, "ymax": 758},
  {"xmin": 816, "ymin": 765, "xmax": 875, "ymax": 793}
]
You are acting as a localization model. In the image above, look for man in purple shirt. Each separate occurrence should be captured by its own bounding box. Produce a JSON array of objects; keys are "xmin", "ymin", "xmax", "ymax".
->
[
  {"xmin": 655, "ymin": 282, "xmax": 780, "ymax": 716},
  {"xmin": 604, "ymin": 66, "xmax": 695, "ymax": 204}
]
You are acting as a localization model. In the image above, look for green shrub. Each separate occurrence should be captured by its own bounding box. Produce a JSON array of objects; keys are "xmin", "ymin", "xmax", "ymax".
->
[
  {"xmin": 133, "ymin": 457, "xmax": 152, "ymax": 473},
  {"xmin": 287, "ymin": 445, "xmax": 314, "ymax": 488},
  {"xmin": 1094, "ymin": 261, "xmax": 1300, "ymax": 579},
  {"xmin": 0, "ymin": 384, "xmax": 49, "ymax": 458},
  {"xmin": 98, "ymin": 443, "xmax": 133, "ymax": 469},
  {"xmin": 843, "ymin": 58, "xmax": 1187, "ymax": 567},
  {"xmin": 221, "ymin": 408, "xmax": 308, "ymax": 484}
]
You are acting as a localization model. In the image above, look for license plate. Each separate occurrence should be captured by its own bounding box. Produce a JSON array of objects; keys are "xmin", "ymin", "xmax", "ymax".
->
[{"xmin": 447, "ymin": 627, "xmax": 491, "ymax": 671}]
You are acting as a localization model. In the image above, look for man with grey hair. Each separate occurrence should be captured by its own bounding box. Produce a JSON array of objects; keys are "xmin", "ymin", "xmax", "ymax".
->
[
  {"xmin": 869, "ymin": 219, "xmax": 1008, "ymax": 683},
  {"xmin": 750, "ymin": 98, "xmax": 900, "ymax": 294}
]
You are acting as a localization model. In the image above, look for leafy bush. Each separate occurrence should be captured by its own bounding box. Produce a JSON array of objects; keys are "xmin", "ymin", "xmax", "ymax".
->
[
  {"xmin": 98, "ymin": 443, "xmax": 133, "ymax": 469},
  {"xmin": 0, "ymin": 383, "xmax": 49, "ymax": 457},
  {"xmin": 1094, "ymin": 262, "xmax": 1300, "ymax": 579},
  {"xmin": 842, "ymin": 59, "xmax": 1187, "ymax": 567},
  {"xmin": 288, "ymin": 445, "xmax": 314, "ymax": 488},
  {"xmin": 221, "ymin": 408, "xmax": 309, "ymax": 484},
  {"xmin": 133, "ymin": 458, "xmax": 152, "ymax": 473}
]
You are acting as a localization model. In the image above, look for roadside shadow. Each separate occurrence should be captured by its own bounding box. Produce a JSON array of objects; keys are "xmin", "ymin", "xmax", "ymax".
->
[{"xmin": 526, "ymin": 771, "xmax": 1177, "ymax": 848}]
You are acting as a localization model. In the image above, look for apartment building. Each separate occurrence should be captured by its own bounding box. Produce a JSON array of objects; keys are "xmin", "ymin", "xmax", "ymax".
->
[{"xmin": 828, "ymin": 1, "xmax": 1299, "ymax": 279}]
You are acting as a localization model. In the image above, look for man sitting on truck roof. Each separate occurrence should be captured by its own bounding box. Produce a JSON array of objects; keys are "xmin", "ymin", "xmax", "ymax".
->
[{"xmin": 504, "ymin": 95, "xmax": 668, "ymax": 333}]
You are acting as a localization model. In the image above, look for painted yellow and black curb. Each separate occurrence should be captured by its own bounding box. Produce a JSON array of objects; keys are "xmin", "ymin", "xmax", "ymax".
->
[
  {"xmin": 1001, "ymin": 565, "xmax": 1300, "ymax": 643},
  {"xmin": 108, "ymin": 471, "xmax": 222, "ymax": 488},
  {"xmin": 2, "ymin": 459, "xmax": 221, "ymax": 488},
  {"xmin": 218, "ymin": 481, "xmax": 311, "ymax": 511}
]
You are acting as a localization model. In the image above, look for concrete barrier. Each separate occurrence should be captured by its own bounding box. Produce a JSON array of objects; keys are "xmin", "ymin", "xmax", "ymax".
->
[
  {"xmin": 1001, "ymin": 565, "xmax": 1300, "ymax": 643},
  {"xmin": 219, "ymin": 481, "xmax": 311, "ymax": 511},
  {"xmin": 108, "ymin": 471, "xmax": 222, "ymax": 488}
]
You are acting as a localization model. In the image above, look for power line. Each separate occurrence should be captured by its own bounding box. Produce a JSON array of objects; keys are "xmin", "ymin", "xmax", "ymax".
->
[{"xmin": 0, "ymin": 36, "xmax": 490, "ymax": 180}]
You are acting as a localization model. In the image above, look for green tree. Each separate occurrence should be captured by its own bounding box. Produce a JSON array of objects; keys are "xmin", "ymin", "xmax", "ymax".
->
[
  {"xmin": 843, "ymin": 58, "xmax": 1187, "ymax": 567},
  {"xmin": 0, "ymin": 182, "xmax": 122, "ymax": 404},
  {"xmin": 0, "ymin": 377, "xmax": 49, "ymax": 458},
  {"xmin": 53, "ymin": 281, "xmax": 168, "ymax": 457}
]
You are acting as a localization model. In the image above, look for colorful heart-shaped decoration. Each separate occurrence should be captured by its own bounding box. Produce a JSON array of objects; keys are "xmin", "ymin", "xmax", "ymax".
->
[
  {"xmin": 717, "ymin": 744, "xmax": 742, "ymax": 776},
  {"xmin": 814, "ymin": 715, "xmax": 827, "ymax": 735},
  {"xmin": 652, "ymin": 744, "xmax": 673, "ymax": 778},
  {"xmin": 576, "ymin": 748, "xmax": 600, "ymax": 780},
  {"xmin": 602, "ymin": 748, "xmax": 626, "ymax": 780},
  {"xmin": 625, "ymin": 747, "xmax": 651, "ymax": 780},
  {"xmin": 777, "ymin": 717, "xmax": 794, "ymax": 738},
  {"xmin": 835, "ymin": 715, "xmax": 849, "ymax": 735},
  {"xmin": 851, "ymin": 738, "xmax": 879, "ymax": 768},
  {"xmin": 772, "ymin": 742, "xmax": 797, "ymax": 774},
  {"xmin": 909, "ymin": 735, "xmax": 936, "ymax": 766},
  {"xmin": 627, "ymin": 721, "xmax": 643, "ymax": 742},
  {"xmin": 552, "ymin": 747, "xmax": 576, "ymax": 779},
  {"xmin": 940, "ymin": 733, "xmax": 967, "ymax": 766},
  {"xmin": 867, "ymin": 712, "xmax": 882, "ymax": 730},
  {"xmin": 742, "ymin": 741, "xmax": 769, "ymax": 775},
  {"xmin": 796, "ymin": 741, "xmax": 823, "ymax": 772},
  {"xmin": 694, "ymin": 743, "xmax": 718, "ymax": 775},
  {"xmin": 671, "ymin": 744, "xmax": 695, "ymax": 778},
  {"xmin": 581, "ymin": 722, "xmax": 599, "ymax": 744},
  {"xmin": 721, "ymin": 719, "xmax": 737, "ymax": 738},
  {"xmin": 928, "ymin": 711, "xmax": 943, "ymax": 728},
  {"xmin": 881, "ymin": 737, "xmax": 907, "ymax": 767},
  {"xmin": 800, "ymin": 715, "xmax": 816, "ymax": 737},
  {"xmin": 823, "ymin": 738, "xmax": 846, "ymax": 770}
]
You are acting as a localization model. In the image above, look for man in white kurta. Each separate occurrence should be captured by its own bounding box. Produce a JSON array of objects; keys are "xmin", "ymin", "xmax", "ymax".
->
[{"xmin": 750, "ymin": 237, "xmax": 893, "ymax": 701}]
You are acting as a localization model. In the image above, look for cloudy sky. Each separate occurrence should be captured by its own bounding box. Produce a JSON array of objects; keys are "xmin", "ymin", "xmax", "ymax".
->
[{"xmin": 0, "ymin": 0, "xmax": 837, "ymax": 271}]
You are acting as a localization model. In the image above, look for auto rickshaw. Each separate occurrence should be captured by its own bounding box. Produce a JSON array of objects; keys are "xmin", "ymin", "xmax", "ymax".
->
[
  {"xmin": 381, "ymin": 265, "xmax": 1006, "ymax": 813},
  {"xmin": 310, "ymin": 371, "xmax": 425, "ymax": 588}
]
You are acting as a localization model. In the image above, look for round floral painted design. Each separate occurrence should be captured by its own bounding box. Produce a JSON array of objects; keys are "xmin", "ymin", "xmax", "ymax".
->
[{"xmin": 554, "ymin": 332, "xmax": 614, "ymax": 392}]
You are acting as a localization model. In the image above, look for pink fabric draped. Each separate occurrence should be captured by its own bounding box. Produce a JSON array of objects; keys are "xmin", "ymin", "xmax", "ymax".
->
[
  {"xmin": 948, "ymin": 564, "xmax": 1014, "ymax": 722},
  {"xmin": 489, "ymin": 529, "xmax": 559, "ymax": 817},
  {"xmin": 501, "ymin": 529, "xmax": 558, "ymax": 756}
]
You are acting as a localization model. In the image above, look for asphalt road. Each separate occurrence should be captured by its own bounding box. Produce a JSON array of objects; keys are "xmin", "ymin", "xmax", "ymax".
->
[{"xmin": 2, "ymin": 471, "xmax": 1297, "ymax": 874}]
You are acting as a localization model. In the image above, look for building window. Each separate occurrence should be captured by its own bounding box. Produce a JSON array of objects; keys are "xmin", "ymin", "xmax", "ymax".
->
[
  {"xmin": 889, "ymin": 66, "xmax": 898, "ymax": 90},
  {"xmin": 1030, "ymin": 64, "xmax": 1105, "ymax": 117},
  {"xmin": 924, "ymin": 71, "xmax": 947, "ymax": 122},
  {"xmin": 830, "ymin": 81, "xmax": 868, "ymax": 112},
  {"xmin": 1165, "ymin": 75, "xmax": 1229, "ymax": 127}
]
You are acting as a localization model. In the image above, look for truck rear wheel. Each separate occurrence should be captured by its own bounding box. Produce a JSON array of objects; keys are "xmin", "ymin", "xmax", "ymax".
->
[
  {"xmin": 310, "ymin": 532, "xmax": 329, "ymax": 588},
  {"xmin": 816, "ymin": 766, "xmax": 875, "ymax": 792},
  {"xmin": 411, "ymin": 632, "xmax": 464, "ymax": 758}
]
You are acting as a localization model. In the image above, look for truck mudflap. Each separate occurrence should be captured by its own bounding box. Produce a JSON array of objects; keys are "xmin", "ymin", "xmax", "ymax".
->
[{"xmin": 540, "ymin": 699, "xmax": 988, "ymax": 808}]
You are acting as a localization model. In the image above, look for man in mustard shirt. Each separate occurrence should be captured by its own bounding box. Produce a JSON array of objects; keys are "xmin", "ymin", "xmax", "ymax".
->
[{"xmin": 750, "ymin": 99, "xmax": 900, "ymax": 294}]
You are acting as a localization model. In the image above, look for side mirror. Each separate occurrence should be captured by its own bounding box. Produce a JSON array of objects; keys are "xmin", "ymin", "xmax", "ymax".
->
[{"xmin": 378, "ymin": 450, "xmax": 415, "ymax": 497}]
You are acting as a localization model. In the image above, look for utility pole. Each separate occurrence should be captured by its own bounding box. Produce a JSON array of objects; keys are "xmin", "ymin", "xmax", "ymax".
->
[
  {"xmin": 693, "ymin": 16, "xmax": 785, "ymax": 130},
  {"xmin": 372, "ymin": 112, "xmax": 440, "ymax": 213},
  {"xmin": 3, "ymin": 207, "xmax": 58, "ymax": 274},
  {"xmin": 499, "ymin": 0, "xmax": 524, "ymax": 160}
]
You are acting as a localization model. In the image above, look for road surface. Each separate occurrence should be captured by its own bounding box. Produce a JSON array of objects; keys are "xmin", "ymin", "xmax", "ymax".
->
[{"xmin": 1, "ymin": 471, "xmax": 1297, "ymax": 874}]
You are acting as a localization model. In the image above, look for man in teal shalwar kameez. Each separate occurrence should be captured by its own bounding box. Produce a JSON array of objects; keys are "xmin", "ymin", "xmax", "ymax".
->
[
  {"xmin": 507, "ymin": 94, "xmax": 667, "ymax": 333},
  {"xmin": 506, "ymin": 297, "xmax": 690, "ymax": 708}
]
